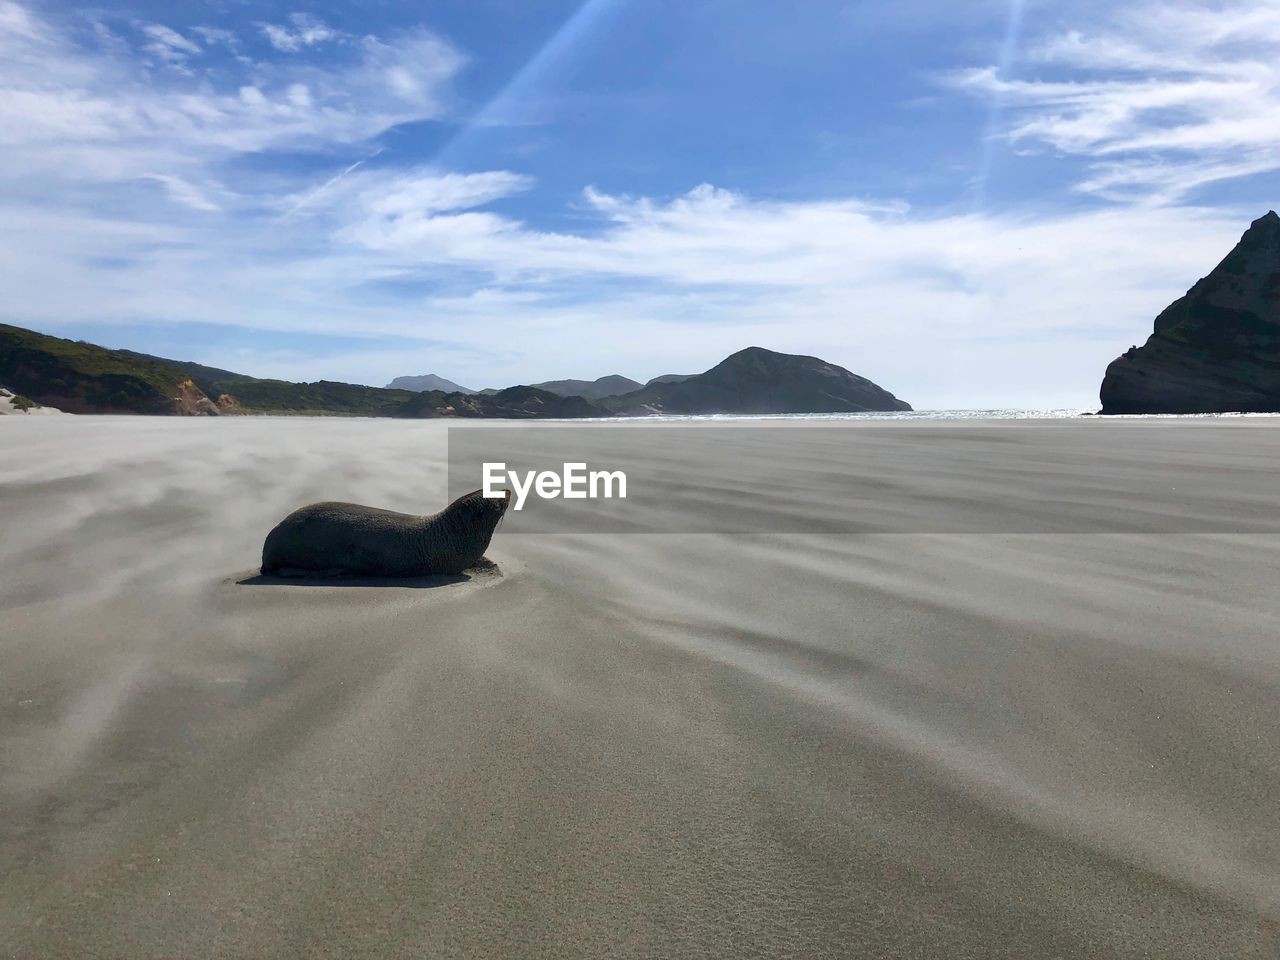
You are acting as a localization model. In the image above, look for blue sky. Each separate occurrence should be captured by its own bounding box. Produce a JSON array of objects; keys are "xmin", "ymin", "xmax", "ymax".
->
[{"xmin": 1, "ymin": 0, "xmax": 1277, "ymax": 406}]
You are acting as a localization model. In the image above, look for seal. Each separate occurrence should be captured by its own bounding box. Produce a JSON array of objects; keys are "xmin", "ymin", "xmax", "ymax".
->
[{"xmin": 261, "ymin": 488, "xmax": 510, "ymax": 578}]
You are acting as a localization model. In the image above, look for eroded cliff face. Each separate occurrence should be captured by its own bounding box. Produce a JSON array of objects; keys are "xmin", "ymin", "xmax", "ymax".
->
[
  {"xmin": 1100, "ymin": 211, "xmax": 1280, "ymax": 414},
  {"xmin": 171, "ymin": 379, "xmax": 220, "ymax": 416}
]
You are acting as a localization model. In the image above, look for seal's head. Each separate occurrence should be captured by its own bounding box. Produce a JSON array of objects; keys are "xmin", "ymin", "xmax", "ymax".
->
[
  {"xmin": 414, "ymin": 488, "xmax": 511, "ymax": 573},
  {"xmin": 447, "ymin": 488, "xmax": 510, "ymax": 532}
]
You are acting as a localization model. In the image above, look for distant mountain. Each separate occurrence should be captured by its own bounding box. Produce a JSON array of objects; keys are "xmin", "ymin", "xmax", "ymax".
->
[
  {"xmin": 0, "ymin": 323, "xmax": 607, "ymax": 418},
  {"xmin": 604, "ymin": 347, "xmax": 911, "ymax": 415},
  {"xmin": 475, "ymin": 374, "xmax": 642, "ymax": 399},
  {"xmin": 386, "ymin": 374, "xmax": 475, "ymax": 394},
  {"xmin": 1100, "ymin": 211, "xmax": 1280, "ymax": 414},
  {"xmin": 646, "ymin": 373, "xmax": 694, "ymax": 386},
  {"xmin": 529, "ymin": 374, "xmax": 643, "ymax": 399}
]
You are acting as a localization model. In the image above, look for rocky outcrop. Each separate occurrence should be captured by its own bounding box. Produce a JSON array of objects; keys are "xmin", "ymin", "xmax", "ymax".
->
[
  {"xmin": 1100, "ymin": 211, "xmax": 1280, "ymax": 414},
  {"xmin": 171, "ymin": 379, "xmax": 220, "ymax": 416},
  {"xmin": 605, "ymin": 347, "xmax": 911, "ymax": 415}
]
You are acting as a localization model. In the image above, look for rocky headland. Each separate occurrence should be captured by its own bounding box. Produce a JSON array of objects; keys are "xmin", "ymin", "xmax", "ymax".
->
[{"xmin": 1100, "ymin": 211, "xmax": 1280, "ymax": 414}]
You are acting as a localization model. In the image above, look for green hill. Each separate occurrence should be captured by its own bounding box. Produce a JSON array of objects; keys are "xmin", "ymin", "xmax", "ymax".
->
[
  {"xmin": 0, "ymin": 323, "xmax": 196, "ymax": 414},
  {"xmin": 604, "ymin": 346, "xmax": 911, "ymax": 414},
  {"xmin": 0, "ymin": 323, "xmax": 608, "ymax": 418},
  {"xmin": 525, "ymin": 374, "xmax": 643, "ymax": 400}
]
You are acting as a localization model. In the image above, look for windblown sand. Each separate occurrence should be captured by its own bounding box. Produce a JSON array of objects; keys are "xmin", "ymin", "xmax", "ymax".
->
[{"xmin": 2, "ymin": 416, "xmax": 1278, "ymax": 959}]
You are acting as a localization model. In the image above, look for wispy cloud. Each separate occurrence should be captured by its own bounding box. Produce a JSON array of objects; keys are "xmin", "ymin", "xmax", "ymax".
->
[
  {"xmin": 138, "ymin": 23, "xmax": 200, "ymax": 66},
  {"xmin": 140, "ymin": 174, "xmax": 222, "ymax": 213},
  {"xmin": 0, "ymin": 159, "xmax": 1247, "ymax": 404},
  {"xmin": 258, "ymin": 13, "xmax": 342, "ymax": 53},
  {"xmin": 294, "ymin": 166, "xmax": 533, "ymax": 221},
  {"xmin": 0, "ymin": 0, "xmax": 42, "ymax": 41},
  {"xmin": 191, "ymin": 26, "xmax": 236, "ymax": 48},
  {"xmin": 0, "ymin": 5, "xmax": 464, "ymax": 184},
  {"xmin": 955, "ymin": 0, "xmax": 1280, "ymax": 203}
]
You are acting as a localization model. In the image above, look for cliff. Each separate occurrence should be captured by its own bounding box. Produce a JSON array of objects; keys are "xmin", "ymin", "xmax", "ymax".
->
[{"xmin": 1100, "ymin": 211, "xmax": 1280, "ymax": 414}]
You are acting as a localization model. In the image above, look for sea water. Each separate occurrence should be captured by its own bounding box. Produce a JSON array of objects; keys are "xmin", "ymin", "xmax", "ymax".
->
[{"xmin": 588, "ymin": 408, "xmax": 1280, "ymax": 422}]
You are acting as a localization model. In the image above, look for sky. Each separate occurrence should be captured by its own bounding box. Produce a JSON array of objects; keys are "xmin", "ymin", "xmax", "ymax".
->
[{"xmin": 1, "ymin": 0, "xmax": 1277, "ymax": 408}]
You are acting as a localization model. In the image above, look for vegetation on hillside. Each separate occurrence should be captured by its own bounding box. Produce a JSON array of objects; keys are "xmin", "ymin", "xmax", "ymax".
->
[
  {"xmin": 0, "ymin": 323, "xmax": 190, "ymax": 414},
  {"xmin": 602, "ymin": 346, "xmax": 911, "ymax": 414},
  {"xmin": 0, "ymin": 322, "xmax": 608, "ymax": 418}
]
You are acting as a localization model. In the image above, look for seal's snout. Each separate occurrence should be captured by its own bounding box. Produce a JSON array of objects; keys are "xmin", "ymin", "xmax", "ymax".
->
[{"xmin": 495, "ymin": 488, "xmax": 511, "ymax": 512}]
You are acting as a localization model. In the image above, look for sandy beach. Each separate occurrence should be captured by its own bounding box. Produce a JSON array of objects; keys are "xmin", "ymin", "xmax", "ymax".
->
[{"xmin": 2, "ymin": 416, "xmax": 1278, "ymax": 959}]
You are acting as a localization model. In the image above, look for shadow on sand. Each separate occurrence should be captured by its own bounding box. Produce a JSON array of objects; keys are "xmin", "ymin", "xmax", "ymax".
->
[{"xmin": 235, "ymin": 559, "xmax": 500, "ymax": 589}]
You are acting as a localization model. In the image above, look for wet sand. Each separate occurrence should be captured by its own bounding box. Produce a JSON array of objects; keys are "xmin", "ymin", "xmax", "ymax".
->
[{"xmin": 2, "ymin": 416, "xmax": 1278, "ymax": 958}]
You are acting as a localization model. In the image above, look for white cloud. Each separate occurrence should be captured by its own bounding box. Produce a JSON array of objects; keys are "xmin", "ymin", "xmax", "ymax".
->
[
  {"xmin": 0, "ymin": 158, "xmax": 1250, "ymax": 405},
  {"xmin": 139, "ymin": 23, "xmax": 200, "ymax": 65},
  {"xmin": 0, "ymin": 0, "xmax": 43, "ymax": 41},
  {"xmin": 0, "ymin": 7, "xmax": 463, "ymax": 183},
  {"xmin": 337, "ymin": 169, "xmax": 533, "ymax": 218},
  {"xmin": 140, "ymin": 174, "xmax": 221, "ymax": 212},
  {"xmin": 956, "ymin": 0, "xmax": 1280, "ymax": 203},
  {"xmin": 259, "ymin": 13, "xmax": 341, "ymax": 53},
  {"xmin": 192, "ymin": 26, "xmax": 236, "ymax": 48}
]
